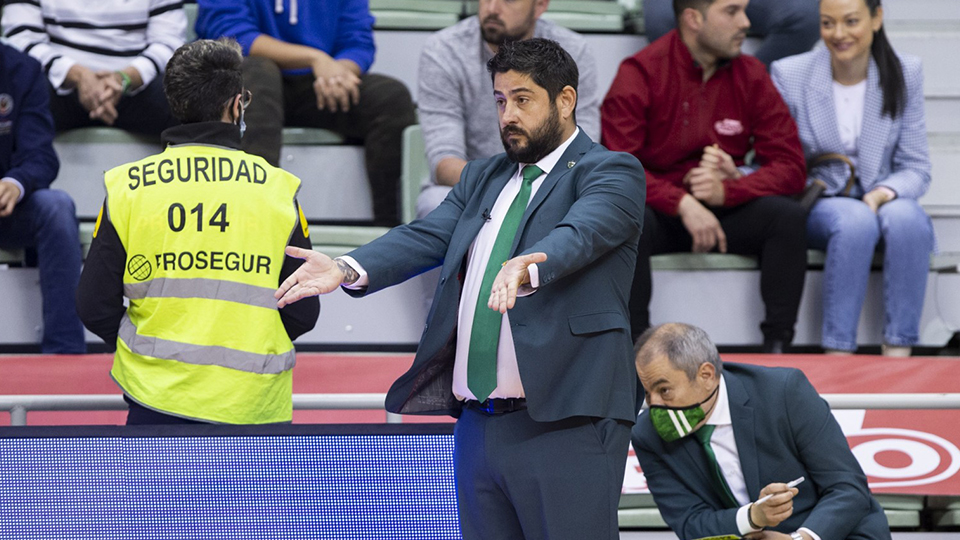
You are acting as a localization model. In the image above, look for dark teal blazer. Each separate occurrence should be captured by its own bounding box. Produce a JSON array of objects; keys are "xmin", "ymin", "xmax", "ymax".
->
[
  {"xmin": 346, "ymin": 130, "xmax": 646, "ymax": 423},
  {"xmin": 633, "ymin": 363, "xmax": 890, "ymax": 540}
]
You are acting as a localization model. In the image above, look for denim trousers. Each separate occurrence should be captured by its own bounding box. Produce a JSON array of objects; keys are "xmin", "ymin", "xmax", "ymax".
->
[
  {"xmin": 0, "ymin": 189, "xmax": 85, "ymax": 353},
  {"xmin": 807, "ymin": 197, "xmax": 934, "ymax": 351}
]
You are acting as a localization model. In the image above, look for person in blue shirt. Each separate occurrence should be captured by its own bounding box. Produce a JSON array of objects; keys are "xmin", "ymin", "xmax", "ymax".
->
[
  {"xmin": 0, "ymin": 43, "xmax": 85, "ymax": 354},
  {"xmin": 196, "ymin": 0, "xmax": 417, "ymax": 226}
]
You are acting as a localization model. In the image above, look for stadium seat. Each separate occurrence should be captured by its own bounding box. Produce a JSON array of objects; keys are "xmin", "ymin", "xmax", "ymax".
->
[{"xmin": 370, "ymin": 0, "xmax": 463, "ymax": 30}]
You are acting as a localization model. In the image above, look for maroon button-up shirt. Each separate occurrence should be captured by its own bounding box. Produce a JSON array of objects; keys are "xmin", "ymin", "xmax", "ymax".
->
[{"xmin": 601, "ymin": 30, "xmax": 806, "ymax": 215}]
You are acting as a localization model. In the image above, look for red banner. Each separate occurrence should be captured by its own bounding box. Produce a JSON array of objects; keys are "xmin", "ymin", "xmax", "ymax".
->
[{"xmin": 623, "ymin": 354, "xmax": 960, "ymax": 495}]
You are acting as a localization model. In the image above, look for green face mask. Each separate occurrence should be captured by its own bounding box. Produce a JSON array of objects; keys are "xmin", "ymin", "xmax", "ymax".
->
[{"xmin": 649, "ymin": 384, "xmax": 719, "ymax": 442}]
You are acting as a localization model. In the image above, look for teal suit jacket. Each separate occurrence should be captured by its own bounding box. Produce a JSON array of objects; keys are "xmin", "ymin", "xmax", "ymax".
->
[
  {"xmin": 633, "ymin": 363, "xmax": 890, "ymax": 540},
  {"xmin": 346, "ymin": 130, "xmax": 646, "ymax": 423}
]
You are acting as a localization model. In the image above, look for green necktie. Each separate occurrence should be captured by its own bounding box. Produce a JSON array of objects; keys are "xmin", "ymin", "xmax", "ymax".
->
[
  {"xmin": 467, "ymin": 164, "xmax": 543, "ymax": 402},
  {"xmin": 694, "ymin": 424, "xmax": 739, "ymax": 509}
]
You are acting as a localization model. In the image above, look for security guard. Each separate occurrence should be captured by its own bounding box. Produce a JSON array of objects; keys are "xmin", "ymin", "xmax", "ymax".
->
[{"xmin": 77, "ymin": 39, "xmax": 320, "ymax": 425}]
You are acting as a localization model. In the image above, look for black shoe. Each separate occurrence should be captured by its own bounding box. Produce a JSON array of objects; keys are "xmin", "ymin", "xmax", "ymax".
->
[{"xmin": 761, "ymin": 339, "xmax": 785, "ymax": 354}]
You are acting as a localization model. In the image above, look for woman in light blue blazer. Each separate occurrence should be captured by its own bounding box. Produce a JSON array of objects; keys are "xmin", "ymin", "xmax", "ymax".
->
[{"xmin": 771, "ymin": 0, "xmax": 933, "ymax": 356}]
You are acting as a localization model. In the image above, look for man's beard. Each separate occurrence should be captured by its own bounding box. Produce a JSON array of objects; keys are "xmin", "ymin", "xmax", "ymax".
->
[
  {"xmin": 500, "ymin": 104, "xmax": 564, "ymax": 164},
  {"xmin": 480, "ymin": 15, "xmax": 528, "ymax": 46},
  {"xmin": 698, "ymin": 31, "xmax": 746, "ymax": 61}
]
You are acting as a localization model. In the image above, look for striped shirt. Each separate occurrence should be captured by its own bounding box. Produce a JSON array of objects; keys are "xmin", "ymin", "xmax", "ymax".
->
[{"xmin": 2, "ymin": 0, "xmax": 186, "ymax": 94}]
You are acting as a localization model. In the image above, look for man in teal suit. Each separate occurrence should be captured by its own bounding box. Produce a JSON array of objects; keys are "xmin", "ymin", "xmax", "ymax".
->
[
  {"xmin": 633, "ymin": 323, "xmax": 890, "ymax": 540},
  {"xmin": 276, "ymin": 38, "xmax": 645, "ymax": 539}
]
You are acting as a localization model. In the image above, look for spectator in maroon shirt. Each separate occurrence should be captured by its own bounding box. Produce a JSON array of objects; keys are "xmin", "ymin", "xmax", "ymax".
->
[{"xmin": 601, "ymin": 0, "xmax": 807, "ymax": 353}]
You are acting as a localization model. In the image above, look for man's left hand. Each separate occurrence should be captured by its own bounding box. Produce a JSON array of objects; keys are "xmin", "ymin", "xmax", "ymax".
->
[
  {"xmin": 90, "ymin": 71, "xmax": 124, "ymax": 125},
  {"xmin": 684, "ymin": 166, "xmax": 726, "ymax": 207},
  {"xmin": 487, "ymin": 252, "xmax": 547, "ymax": 314},
  {"xmin": 700, "ymin": 144, "xmax": 741, "ymax": 180},
  {"xmin": 0, "ymin": 181, "xmax": 22, "ymax": 217}
]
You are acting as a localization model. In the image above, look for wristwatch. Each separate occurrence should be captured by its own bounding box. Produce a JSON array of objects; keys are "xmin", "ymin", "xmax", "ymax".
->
[{"xmin": 790, "ymin": 532, "xmax": 804, "ymax": 540}]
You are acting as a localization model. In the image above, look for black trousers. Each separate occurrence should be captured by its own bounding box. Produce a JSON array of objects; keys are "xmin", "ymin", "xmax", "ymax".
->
[
  {"xmin": 124, "ymin": 396, "xmax": 204, "ymax": 425},
  {"xmin": 241, "ymin": 56, "xmax": 417, "ymax": 226},
  {"xmin": 48, "ymin": 76, "xmax": 177, "ymax": 136},
  {"xmin": 631, "ymin": 196, "xmax": 807, "ymax": 343}
]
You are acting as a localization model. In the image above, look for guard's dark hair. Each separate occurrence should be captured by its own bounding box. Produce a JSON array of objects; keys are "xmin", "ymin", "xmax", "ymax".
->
[
  {"xmin": 163, "ymin": 38, "xmax": 243, "ymax": 123},
  {"xmin": 486, "ymin": 38, "xmax": 579, "ymax": 111},
  {"xmin": 858, "ymin": 0, "xmax": 905, "ymax": 118},
  {"xmin": 673, "ymin": 0, "xmax": 715, "ymax": 20}
]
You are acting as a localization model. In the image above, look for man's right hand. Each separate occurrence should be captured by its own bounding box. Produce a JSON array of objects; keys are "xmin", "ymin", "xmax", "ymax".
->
[
  {"xmin": 678, "ymin": 195, "xmax": 727, "ymax": 253},
  {"xmin": 0, "ymin": 181, "xmax": 22, "ymax": 217},
  {"xmin": 312, "ymin": 57, "xmax": 361, "ymax": 113},
  {"xmin": 750, "ymin": 482, "xmax": 800, "ymax": 528},
  {"xmin": 275, "ymin": 247, "xmax": 349, "ymax": 307},
  {"xmin": 65, "ymin": 65, "xmax": 109, "ymax": 116}
]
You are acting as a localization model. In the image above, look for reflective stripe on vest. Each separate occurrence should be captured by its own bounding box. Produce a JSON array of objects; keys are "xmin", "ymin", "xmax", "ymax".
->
[
  {"xmin": 118, "ymin": 315, "xmax": 296, "ymax": 375},
  {"xmin": 124, "ymin": 277, "xmax": 277, "ymax": 310}
]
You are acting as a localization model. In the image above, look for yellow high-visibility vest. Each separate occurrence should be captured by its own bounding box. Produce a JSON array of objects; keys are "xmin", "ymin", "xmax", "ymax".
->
[{"xmin": 102, "ymin": 143, "xmax": 304, "ymax": 424}]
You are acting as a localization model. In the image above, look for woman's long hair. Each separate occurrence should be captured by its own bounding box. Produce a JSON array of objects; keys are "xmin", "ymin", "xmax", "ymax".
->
[{"xmin": 865, "ymin": 0, "xmax": 905, "ymax": 118}]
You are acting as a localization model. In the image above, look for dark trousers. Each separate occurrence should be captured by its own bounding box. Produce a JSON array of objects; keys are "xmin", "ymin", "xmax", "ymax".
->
[
  {"xmin": 454, "ymin": 406, "xmax": 630, "ymax": 540},
  {"xmin": 0, "ymin": 189, "xmax": 85, "ymax": 353},
  {"xmin": 631, "ymin": 196, "xmax": 807, "ymax": 343},
  {"xmin": 48, "ymin": 76, "xmax": 177, "ymax": 136},
  {"xmin": 241, "ymin": 56, "xmax": 417, "ymax": 226},
  {"xmin": 124, "ymin": 396, "xmax": 204, "ymax": 425}
]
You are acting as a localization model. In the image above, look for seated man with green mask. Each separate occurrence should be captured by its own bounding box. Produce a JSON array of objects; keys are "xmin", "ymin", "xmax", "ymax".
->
[{"xmin": 632, "ymin": 323, "xmax": 890, "ymax": 540}]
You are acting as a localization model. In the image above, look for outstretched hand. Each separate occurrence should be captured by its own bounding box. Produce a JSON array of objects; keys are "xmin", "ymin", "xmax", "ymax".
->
[
  {"xmin": 487, "ymin": 252, "xmax": 548, "ymax": 314},
  {"xmin": 275, "ymin": 246, "xmax": 346, "ymax": 308}
]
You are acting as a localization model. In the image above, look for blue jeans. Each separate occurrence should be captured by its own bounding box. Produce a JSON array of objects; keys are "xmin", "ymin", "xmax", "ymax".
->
[
  {"xmin": 807, "ymin": 197, "xmax": 934, "ymax": 351},
  {"xmin": 0, "ymin": 189, "xmax": 86, "ymax": 353}
]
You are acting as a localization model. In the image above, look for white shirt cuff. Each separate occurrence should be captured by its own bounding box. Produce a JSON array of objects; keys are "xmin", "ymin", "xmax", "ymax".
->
[
  {"xmin": 336, "ymin": 255, "xmax": 368, "ymax": 289},
  {"xmin": 516, "ymin": 262, "xmax": 540, "ymax": 297},
  {"xmin": 737, "ymin": 504, "xmax": 763, "ymax": 535},
  {"xmin": 800, "ymin": 527, "xmax": 820, "ymax": 540},
  {"xmin": 1, "ymin": 177, "xmax": 24, "ymax": 202}
]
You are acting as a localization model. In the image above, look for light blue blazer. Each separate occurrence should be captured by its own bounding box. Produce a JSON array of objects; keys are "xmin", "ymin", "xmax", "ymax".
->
[{"xmin": 771, "ymin": 47, "xmax": 931, "ymax": 199}]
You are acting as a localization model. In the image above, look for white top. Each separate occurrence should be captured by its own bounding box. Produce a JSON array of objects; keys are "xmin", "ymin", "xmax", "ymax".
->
[{"xmin": 832, "ymin": 79, "xmax": 867, "ymax": 166}]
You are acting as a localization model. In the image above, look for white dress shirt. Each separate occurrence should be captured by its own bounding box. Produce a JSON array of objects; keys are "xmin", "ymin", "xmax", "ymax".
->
[{"xmin": 344, "ymin": 128, "xmax": 580, "ymax": 401}]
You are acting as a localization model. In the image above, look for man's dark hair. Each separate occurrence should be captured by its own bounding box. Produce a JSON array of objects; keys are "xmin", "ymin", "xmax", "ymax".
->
[
  {"xmin": 486, "ymin": 38, "xmax": 579, "ymax": 108},
  {"xmin": 163, "ymin": 38, "xmax": 243, "ymax": 123},
  {"xmin": 673, "ymin": 0, "xmax": 715, "ymax": 20}
]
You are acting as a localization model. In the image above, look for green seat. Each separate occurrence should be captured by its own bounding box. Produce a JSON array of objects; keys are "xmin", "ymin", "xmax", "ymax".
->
[
  {"xmin": 883, "ymin": 509, "xmax": 921, "ymax": 529},
  {"xmin": 617, "ymin": 493, "xmax": 669, "ymax": 529},
  {"xmin": 55, "ymin": 127, "xmax": 159, "ymax": 146},
  {"xmin": 650, "ymin": 253, "xmax": 759, "ymax": 271},
  {"xmin": 184, "ymin": 2, "xmax": 198, "ymax": 42},
  {"xmin": 617, "ymin": 508, "xmax": 669, "ymax": 528},
  {"xmin": 926, "ymin": 496, "xmax": 960, "ymax": 530},
  {"xmin": 401, "ymin": 124, "xmax": 428, "ymax": 224},
  {"xmin": 281, "ymin": 127, "xmax": 348, "ymax": 146},
  {"xmin": 542, "ymin": 1, "xmax": 626, "ymax": 32},
  {"xmin": 0, "ymin": 248, "xmax": 24, "ymax": 264},
  {"xmin": 80, "ymin": 222, "xmax": 96, "ymax": 258},
  {"xmin": 370, "ymin": 0, "xmax": 462, "ymax": 30},
  {"xmin": 311, "ymin": 225, "xmax": 391, "ymax": 258}
]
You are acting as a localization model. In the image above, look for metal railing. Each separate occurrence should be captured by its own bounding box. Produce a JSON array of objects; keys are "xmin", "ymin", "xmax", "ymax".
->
[
  {"xmin": 0, "ymin": 393, "xmax": 401, "ymax": 426},
  {"xmin": 2, "ymin": 393, "xmax": 960, "ymax": 426}
]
